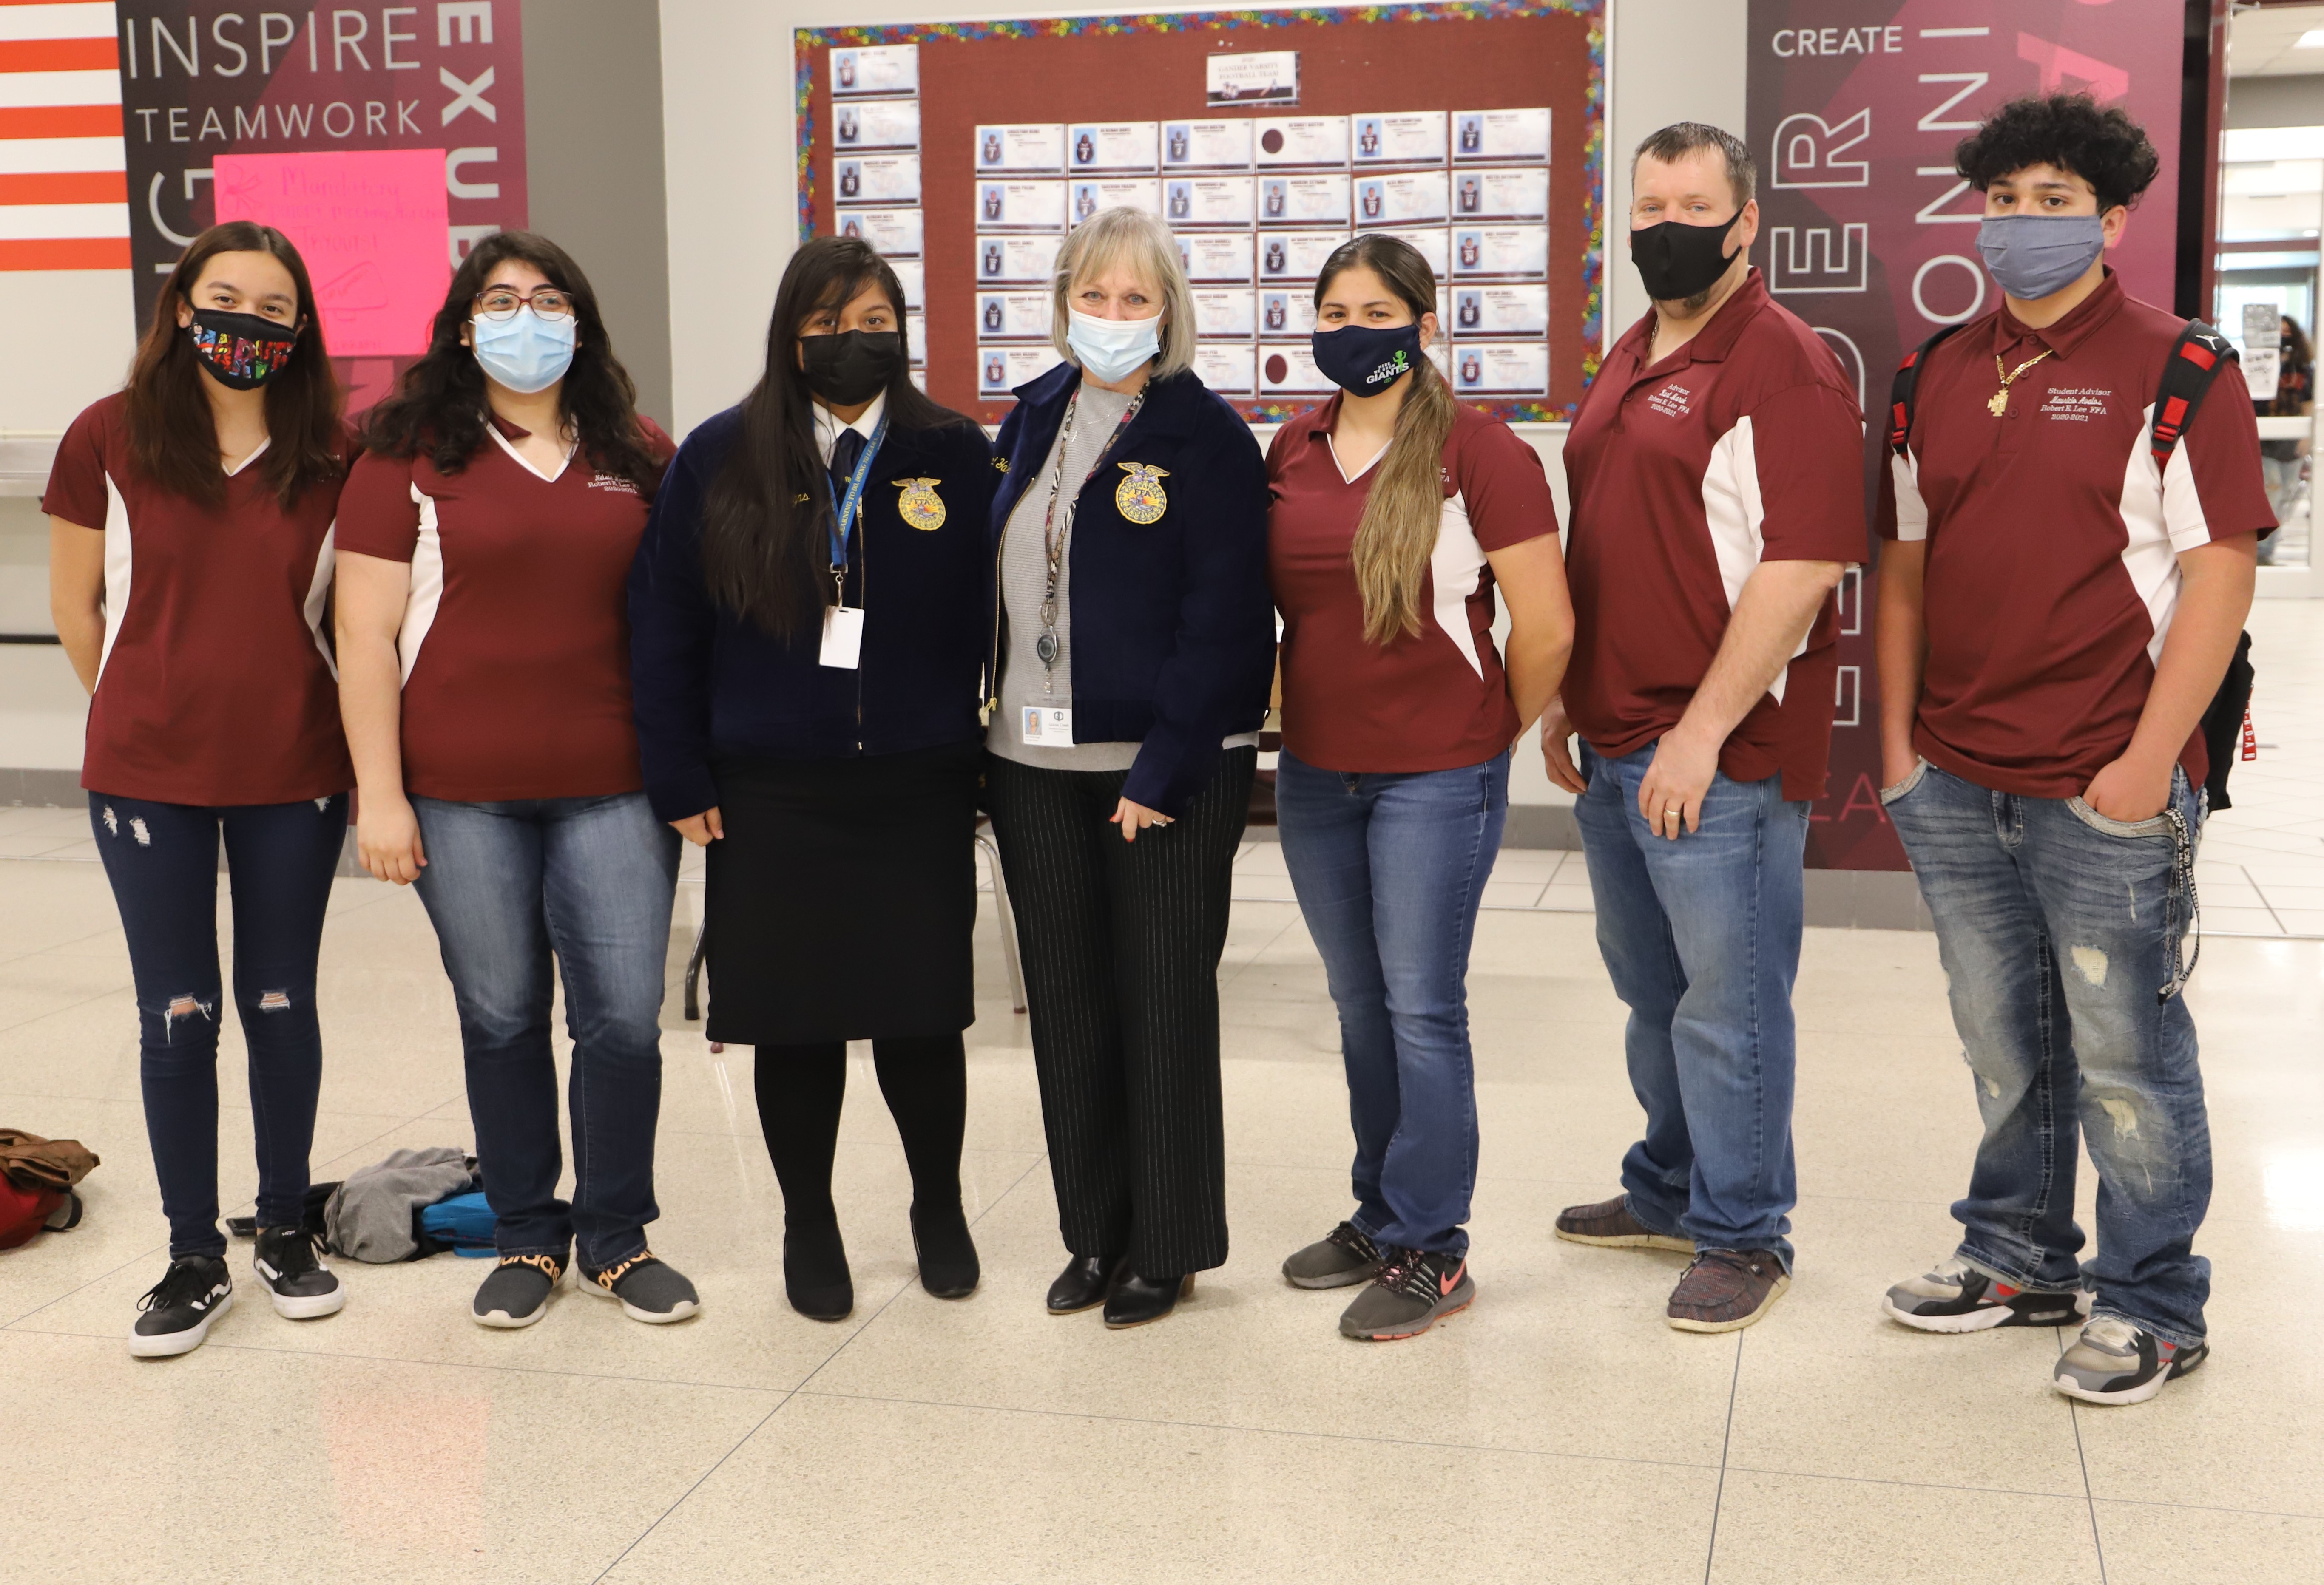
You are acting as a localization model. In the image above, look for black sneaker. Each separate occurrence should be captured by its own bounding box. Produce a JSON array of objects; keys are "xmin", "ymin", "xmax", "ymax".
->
[
  {"xmin": 579, "ymin": 1251, "xmax": 701, "ymax": 1324},
  {"xmin": 1338, "ymin": 1247, "xmax": 1474, "ymax": 1341},
  {"xmin": 1882, "ymin": 1256, "xmax": 2091, "ymax": 1333},
  {"xmin": 254, "ymin": 1225, "xmax": 345, "ymax": 1320},
  {"xmin": 1281, "ymin": 1221, "xmax": 1386, "ymax": 1289},
  {"xmin": 2052, "ymin": 1316, "xmax": 2210, "ymax": 1405},
  {"xmin": 472, "ymin": 1254, "xmax": 564, "ymax": 1329},
  {"xmin": 129, "ymin": 1255, "xmax": 233, "ymax": 1358}
]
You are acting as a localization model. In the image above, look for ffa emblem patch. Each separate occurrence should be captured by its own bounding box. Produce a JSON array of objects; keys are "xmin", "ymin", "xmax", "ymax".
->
[
  {"xmin": 1114, "ymin": 462, "xmax": 1170, "ymax": 525},
  {"xmin": 894, "ymin": 478, "xmax": 946, "ymax": 530}
]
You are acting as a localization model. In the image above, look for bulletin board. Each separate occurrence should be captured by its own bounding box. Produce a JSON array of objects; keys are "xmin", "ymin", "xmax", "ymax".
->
[{"xmin": 793, "ymin": 2, "xmax": 1607, "ymax": 426}]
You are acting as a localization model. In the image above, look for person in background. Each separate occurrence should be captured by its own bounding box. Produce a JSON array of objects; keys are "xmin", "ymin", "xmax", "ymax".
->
[
  {"xmin": 1876, "ymin": 96, "xmax": 2269, "ymax": 1405},
  {"xmin": 2257, "ymin": 315, "xmax": 2313, "ymax": 565},
  {"xmin": 983, "ymin": 205, "xmax": 1273, "ymax": 1330},
  {"xmin": 336, "ymin": 232, "xmax": 693, "ymax": 1330},
  {"xmin": 1269, "ymin": 234, "xmax": 1573, "ymax": 1342},
  {"xmin": 629, "ymin": 236, "xmax": 995, "ymax": 1323},
  {"xmin": 1545, "ymin": 123, "xmax": 1862, "ymax": 1335},
  {"xmin": 45, "ymin": 222, "xmax": 352, "ymax": 1357}
]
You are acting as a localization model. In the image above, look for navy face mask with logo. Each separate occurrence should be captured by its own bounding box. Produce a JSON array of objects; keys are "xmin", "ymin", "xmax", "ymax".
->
[{"xmin": 1310, "ymin": 320, "xmax": 1422, "ymax": 396}]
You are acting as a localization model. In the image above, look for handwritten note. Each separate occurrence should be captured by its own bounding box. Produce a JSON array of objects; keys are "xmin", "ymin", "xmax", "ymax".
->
[{"xmin": 212, "ymin": 150, "xmax": 450, "ymax": 357}]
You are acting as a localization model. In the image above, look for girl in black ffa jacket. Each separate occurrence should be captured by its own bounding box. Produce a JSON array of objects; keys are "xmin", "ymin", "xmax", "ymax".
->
[
  {"xmin": 981, "ymin": 207, "xmax": 1274, "ymax": 1330},
  {"xmin": 628, "ymin": 236, "xmax": 996, "ymax": 1322}
]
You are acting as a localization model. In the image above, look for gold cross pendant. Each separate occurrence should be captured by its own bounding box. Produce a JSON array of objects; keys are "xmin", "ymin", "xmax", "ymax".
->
[{"xmin": 1987, "ymin": 388, "xmax": 2011, "ymax": 417}]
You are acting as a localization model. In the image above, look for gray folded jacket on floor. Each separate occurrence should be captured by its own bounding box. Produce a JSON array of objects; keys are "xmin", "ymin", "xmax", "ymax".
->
[{"xmin": 324, "ymin": 1146, "xmax": 481, "ymax": 1262}]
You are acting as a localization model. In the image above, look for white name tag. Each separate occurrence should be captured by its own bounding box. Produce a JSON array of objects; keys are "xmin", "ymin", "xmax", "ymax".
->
[
  {"xmin": 818, "ymin": 605, "xmax": 865, "ymax": 669},
  {"xmin": 1020, "ymin": 706, "xmax": 1073, "ymax": 746}
]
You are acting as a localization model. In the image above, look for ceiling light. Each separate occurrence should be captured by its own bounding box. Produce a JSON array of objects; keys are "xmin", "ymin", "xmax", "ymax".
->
[{"xmin": 2299, "ymin": 28, "xmax": 2324, "ymax": 47}]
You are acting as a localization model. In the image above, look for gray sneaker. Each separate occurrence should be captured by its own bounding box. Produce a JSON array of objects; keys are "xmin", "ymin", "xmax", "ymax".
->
[
  {"xmin": 1282, "ymin": 1222, "xmax": 1385, "ymax": 1289},
  {"xmin": 1338, "ymin": 1248, "xmax": 1474, "ymax": 1341},
  {"xmin": 1881, "ymin": 1256, "xmax": 2090, "ymax": 1333},
  {"xmin": 580, "ymin": 1251, "xmax": 701, "ymax": 1324},
  {"xmin": 2052, "ymin": 1316, "xmax": 2208, "ymax": 1405},
  {"xmin": 473, "ymin": 1254, "xmax": 563, "ymax": 1329}
]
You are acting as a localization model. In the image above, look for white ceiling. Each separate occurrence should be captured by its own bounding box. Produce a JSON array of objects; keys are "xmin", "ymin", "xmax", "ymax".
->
[{"xmin": 2230, "ymin": 3, "xmax": 2324, "ymax": 76}]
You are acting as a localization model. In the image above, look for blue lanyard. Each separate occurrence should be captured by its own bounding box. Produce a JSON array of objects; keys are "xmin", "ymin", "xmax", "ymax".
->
[{"xmin": 827, "ymin": 413, "xmax": 889, "ymax": 572}]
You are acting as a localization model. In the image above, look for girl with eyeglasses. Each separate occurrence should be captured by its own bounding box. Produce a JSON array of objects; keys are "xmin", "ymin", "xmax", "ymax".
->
[
  {"xmin": 45, "ymin": 222, "xmax": 354, "ymax": 1357},
  {"xmin": 335, "ymin": 232, "xmax": 691, "ymax": 1331}
]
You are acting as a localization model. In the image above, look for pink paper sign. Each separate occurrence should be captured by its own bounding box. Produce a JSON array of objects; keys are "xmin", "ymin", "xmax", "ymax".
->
[{"xmin": 212, "ymin": 149, "xmax": 450, "ymax": 358}]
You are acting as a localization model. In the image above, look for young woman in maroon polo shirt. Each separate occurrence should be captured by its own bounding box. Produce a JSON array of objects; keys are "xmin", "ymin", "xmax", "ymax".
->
[
  {"xmin": 1267, "ymin": 235, "xmax": 1573, "ymax": 1341},
  {"xmin": 46, "ymin": 222, "xmax": 354, "ymax": 1357},
  {"xmin": 335, "ymin": 233, "xmax": 693, "ymax": 1332}
]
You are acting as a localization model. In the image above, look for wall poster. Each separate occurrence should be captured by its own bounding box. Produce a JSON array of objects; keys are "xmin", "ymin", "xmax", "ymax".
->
[
  {"xmin": 797, "ymin": 3, "xmax": 1606, "ymax": 427},
  {"xmin": 1746, "ymin": 0, "xmax": 2187, "ymax": 869}
]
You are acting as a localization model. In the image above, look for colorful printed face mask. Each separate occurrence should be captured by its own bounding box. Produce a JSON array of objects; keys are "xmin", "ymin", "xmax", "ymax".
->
[{"xmin": 185, "ymin": 308, "xmax": 300, "ymax": 390}]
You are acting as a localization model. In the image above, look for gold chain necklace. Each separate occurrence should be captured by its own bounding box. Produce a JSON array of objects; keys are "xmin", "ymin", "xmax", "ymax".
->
[{"xmin": 1988, "ymin": 349, "xmax": 2055, "ymax": 416}]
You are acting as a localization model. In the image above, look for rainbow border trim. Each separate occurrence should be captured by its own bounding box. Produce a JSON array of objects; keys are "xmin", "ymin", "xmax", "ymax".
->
[{"xmin": 795, "ymin": 0, "xmax": 1606, "ymax": 422}]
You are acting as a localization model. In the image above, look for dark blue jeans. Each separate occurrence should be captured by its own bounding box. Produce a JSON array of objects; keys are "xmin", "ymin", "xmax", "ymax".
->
[
  {"xmin": 1275, "ymin": 749, "xmax": 1508, "ymax": 1256},
  {"xmin": 90, "ymin": 791, "xmax": 347, "ymax": 1258},
  {"xmin": 1884, "ymin": 758, "xmax": 2211, "ymax": 1347},
  {"xmin": 1575, "ymin": 744, "xmax": 1807, "ymax": 1269},
  {"xmin": 411, "ymin": 793, "xmax": 680, "ymax": 1270}
]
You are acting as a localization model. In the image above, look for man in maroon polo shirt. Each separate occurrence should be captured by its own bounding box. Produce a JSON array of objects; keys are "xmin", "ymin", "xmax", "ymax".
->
[
  {"xmin": 1543, "ymin": 123, "xmax": 1864, "ymax": 1334},
  {"xmin": 1875, "ymin": 96, "xmax": 2269, "ymax": 1407}
]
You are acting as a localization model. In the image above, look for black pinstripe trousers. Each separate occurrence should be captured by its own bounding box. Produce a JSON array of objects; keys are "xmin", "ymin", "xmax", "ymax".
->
[{"xmin": 983, "ymin": 747, "xmax": 1256, "ymax": 1276}]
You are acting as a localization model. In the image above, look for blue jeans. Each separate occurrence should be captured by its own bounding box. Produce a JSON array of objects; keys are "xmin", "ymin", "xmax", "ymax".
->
[
  {"xmin": 411, "ymin": 793, "xmax": 680, "ymax": 1269},
  {"xmin": 1884, "ymin": 759, "xmax": 2211, "ymax": 1347},
  {"xmin": 1275, "ymin": 749, "xmax": 1508, "ymax": 1256},
  {"xmin": 90, "ymin": 792, "xmax": 347, "ymax": 1257},
  {"xmin": 1575, "ymin": 744, "xmax": 1807, "ymax": 1268}
]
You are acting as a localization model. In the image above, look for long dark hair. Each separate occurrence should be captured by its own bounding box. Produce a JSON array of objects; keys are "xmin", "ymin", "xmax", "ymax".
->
[
  {"xmin": 701, "ymin": 235, "xmax": 965, "ymax": 640},
  {"xmin": 127, "ymin": 222, "xmax": 344, "ymax": 511},
  {"xmin": 362, "ymin": 230, "xmax": 661, "ymax": 494}
]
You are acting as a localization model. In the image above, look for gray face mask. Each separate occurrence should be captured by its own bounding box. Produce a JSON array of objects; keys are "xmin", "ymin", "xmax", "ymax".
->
[{"xmin": 1976, "ymin": 213, "xmax": 2106, "ymax": 302}]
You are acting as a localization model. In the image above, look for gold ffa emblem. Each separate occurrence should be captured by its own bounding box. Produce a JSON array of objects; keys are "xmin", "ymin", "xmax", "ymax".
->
[
  {"xmin": 1114, "ymin": 462, "xmax": 1170, "ymax": 525},
  {"xmin": 893, "ymin": 477, "xmax": 946, "ymax": 530}
]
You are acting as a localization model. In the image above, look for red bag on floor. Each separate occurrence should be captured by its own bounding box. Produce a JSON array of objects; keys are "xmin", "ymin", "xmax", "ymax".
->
[{"xmin": 0, "ymin": 1178, "xmax": 65, "ymax": 1250}]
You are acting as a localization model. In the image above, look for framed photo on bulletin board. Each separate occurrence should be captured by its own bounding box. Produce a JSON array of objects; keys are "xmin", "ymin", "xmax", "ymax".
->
[{"xmin": 796, "ymin": 2, "xmax": 1607, "ymax": 425}]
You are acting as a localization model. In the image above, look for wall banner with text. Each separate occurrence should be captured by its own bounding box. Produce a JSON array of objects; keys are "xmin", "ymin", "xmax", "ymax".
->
[{"xmin": 1745, "ymin": 0, "xmax": 2185, "ymax": 870}]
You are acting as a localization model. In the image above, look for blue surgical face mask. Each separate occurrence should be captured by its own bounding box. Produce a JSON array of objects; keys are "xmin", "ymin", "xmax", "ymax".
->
[
  {"xmin": 1066, "ymin": 306, "xmax": 1162, "ymax": 383},
  {"xmin": 471, "ymin": 306, "xmax": 577, "ymax": 394},
  {"xmin": 1976, "ymin": 214, "xmax": 2106, "ymax": 303}
]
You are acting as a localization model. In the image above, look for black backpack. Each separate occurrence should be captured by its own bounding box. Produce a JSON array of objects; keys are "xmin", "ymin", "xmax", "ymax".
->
[{"xmin": 1887, "ymin": 320, "xmax": 2256, "ymax": 810}]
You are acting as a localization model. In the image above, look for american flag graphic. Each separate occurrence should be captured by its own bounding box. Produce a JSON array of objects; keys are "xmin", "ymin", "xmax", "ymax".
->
[{"xmin": 0, "ymin": 0, "xmax": 127, "ymax": 270}]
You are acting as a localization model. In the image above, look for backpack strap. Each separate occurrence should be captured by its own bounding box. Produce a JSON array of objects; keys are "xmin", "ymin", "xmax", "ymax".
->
[
  {"xmin": 2149, "ymin": 320, "xmax": 2237, "ymax": 467},
  {"xmin": 1886, "ymin": 322, "xmax": 1969, "ymax": 459}
]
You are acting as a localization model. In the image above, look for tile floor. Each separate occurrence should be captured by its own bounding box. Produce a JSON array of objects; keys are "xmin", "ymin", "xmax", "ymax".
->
[{"xmin": 3, "ymin": 819, "xmax": 2321, "ymax": 1581}]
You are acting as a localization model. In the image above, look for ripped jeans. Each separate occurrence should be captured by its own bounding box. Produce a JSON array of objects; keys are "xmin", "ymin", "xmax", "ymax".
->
[
  {"xmin": 1885, "ymin": 759, "xmax": 2211, "ymax": 1347},
  {"xmin": 90, "ymin": 792, "xmax": 348, "ymax": 1258}
]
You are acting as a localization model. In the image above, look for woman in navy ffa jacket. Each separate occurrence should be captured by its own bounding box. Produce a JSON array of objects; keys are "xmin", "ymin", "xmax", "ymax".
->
[
  {"xmin": 628, "ymin": 237, "xmax": 996, "ymax": 1322},
  {"xmin": 983, "ymin": 206, "xmax": 1273, "ymax": 1330}
]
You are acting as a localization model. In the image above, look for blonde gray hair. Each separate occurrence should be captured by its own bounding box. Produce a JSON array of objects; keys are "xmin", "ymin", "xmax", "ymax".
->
[{"xmin": 1049, "ymin": 206, "xmax": 1197, "ymax": 380}]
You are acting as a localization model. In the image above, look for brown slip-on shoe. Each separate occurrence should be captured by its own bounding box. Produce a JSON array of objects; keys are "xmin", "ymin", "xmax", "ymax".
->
[
  {"xmin": 1554, "ymin": 1194, "xmax": 1693, "ymax": 1253},
  {"xmin": 1667, "ymin": 1249, "xmax": 1789, "ymax": 1333}
]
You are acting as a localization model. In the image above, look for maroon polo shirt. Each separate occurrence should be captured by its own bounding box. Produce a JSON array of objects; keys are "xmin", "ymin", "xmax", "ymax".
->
[
  {"xmin": 335, "ymin": 417, "xmax": 675, "ymax": 802},
  {"xmin": 1267, "ymin": 397, "xmax": 1560, "ymax": 772},
  {"xmin": 1880, "ymin": 271, "xmax": 2274, "ymax": 798},
  {"xmin": 43, "ymin": 392, "xmax": 354, "ymax": 807},
  {"xmin": 1561, "ymin": 270, "xmax": 1865, "ymax": 801}
]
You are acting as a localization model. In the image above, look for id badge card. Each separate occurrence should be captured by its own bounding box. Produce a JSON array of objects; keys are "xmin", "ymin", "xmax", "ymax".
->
[
  {"xmin": 1021, "ymin": 706, "xmax": 1073, "ymax": 746},
  {"xmin": 819, "ymin": 605, "xmax": 865, "ymax": 669}
]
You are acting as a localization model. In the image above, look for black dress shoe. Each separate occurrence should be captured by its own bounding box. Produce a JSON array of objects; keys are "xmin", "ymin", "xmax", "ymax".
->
[
  {"xmin": 783, "ymin": 1222, "xmax": 853, "ymax": 1321},
  {"xmin": 1104, "ymin": 1270, "xmax": 1194, "ymax": 1330},
  {"xmin": 1046, "ymin": 1253, "xmax": 1124, "ymax": 1315},
  {"xmin": 910, "ymin": 1203, "xmax": 980, "ymax": 1299}
]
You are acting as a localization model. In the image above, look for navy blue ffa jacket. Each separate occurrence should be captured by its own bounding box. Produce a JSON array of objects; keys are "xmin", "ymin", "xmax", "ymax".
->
[
  {"xmin": 986, "ymin": 362, "xmax": 1274, "ymax": 817},
  {"xmin": 628, "ymin": 405, "xmax": 996, "ymax": 823}
]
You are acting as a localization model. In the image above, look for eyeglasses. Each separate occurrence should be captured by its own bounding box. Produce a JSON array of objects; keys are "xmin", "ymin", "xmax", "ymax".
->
[{"xmin": 473, "ymin": 287, "xmax": 575, "ymax": 322}]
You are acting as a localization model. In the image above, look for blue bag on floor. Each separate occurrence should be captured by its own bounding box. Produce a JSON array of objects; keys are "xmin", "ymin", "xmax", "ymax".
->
[{"xmin": 418, "ymin": 1191, "xmax": 499, "ymax": 1257}]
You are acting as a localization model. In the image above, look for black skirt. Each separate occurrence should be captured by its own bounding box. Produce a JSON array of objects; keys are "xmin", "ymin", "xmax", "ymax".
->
[{"xmin": 703, "ymin": 740, "xmax": 980, "ymax": 1045}]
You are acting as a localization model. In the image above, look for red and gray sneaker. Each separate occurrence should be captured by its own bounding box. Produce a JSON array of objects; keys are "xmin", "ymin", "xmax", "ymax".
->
[
  {"xmin": 1881, "ymin": 1256, "xmax": 2091, "ymax": 1334},
  {"xmin": 2052, "ymin": 1316, "xmax": 2209, "ymax": 1405},
  {"xmin": 1338, "ymin": 1247, "xmax": 1474, "ymax": 1341},
  {"xmin": 1281, "ymin": 1221, "xmax": 1385, "ymax": 1289}
]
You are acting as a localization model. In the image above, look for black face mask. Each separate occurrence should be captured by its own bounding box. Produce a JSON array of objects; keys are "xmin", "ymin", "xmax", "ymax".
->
[
  {"xmin": 1310, "ymin": 322, "xmax": 1422, "ymax": 396},
  {"xmin": 1629, "ymin": 213, "xmax": 1742, "ymax": 304},
  {"xmin": 800, "ymin": 329, "xmax": 902, "ymax": 406},
  {"xmin": 185, "ymin": 307, "xmax": 299, "ymax": 391}
]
